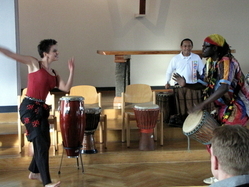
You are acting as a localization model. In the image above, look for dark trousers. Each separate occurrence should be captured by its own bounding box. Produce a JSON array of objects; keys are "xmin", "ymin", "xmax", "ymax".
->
[
  {"xmin": 29, "ymin": 130, "xmax": 51, "ymax": 186},
  {"xmin": 19, "ymin": 98, "xmax": 52, "ymax": 185}
]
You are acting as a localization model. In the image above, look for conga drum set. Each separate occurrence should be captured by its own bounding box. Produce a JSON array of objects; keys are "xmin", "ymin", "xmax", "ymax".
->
[
  {"xmin": 58, "ymin": 96, "xmax": 85, "ymax": 173},
  {"xmin": 133, "ymin": 103, "xmax": 159, "ymax": 151},
  {"xmin": 82, "ymin": 107, "xmax": 101, "ymax": 154}
]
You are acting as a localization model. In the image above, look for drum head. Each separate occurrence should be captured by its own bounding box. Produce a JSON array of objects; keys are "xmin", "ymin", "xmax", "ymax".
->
[
  {"xmin": 60, "ymin": 96, "xmax": 84, "ymax": 101},
  {"xmin": 183, "ymin": 110, "xmax": 203, "ymax": 133},
  {"xmin": 157, "ymin": 92, "xmax": 173, "ymax": 97},
  {"xmin": 85, "ymin": 107, "xmax": 101, "ymax": 114},
  {"xmin": 134, "ymin": 103, "xmax": 159, "ymax": 110}
]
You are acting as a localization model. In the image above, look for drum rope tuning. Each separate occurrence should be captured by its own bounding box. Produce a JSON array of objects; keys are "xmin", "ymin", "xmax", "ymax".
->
[
  {"xmin": 82, "ymin": 107, "xmax": 101, "ymax": 154},
  {"xmin": 133, "ymin": 103, "xmax": 159, "ymax": 151},
  {"xmin": 183, "ymin": 110, "xmax": 220, "ymax": 150}
]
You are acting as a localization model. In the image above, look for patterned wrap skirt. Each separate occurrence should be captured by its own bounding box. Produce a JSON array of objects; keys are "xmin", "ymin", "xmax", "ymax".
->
[{"xmin": 19, "ymin": 98, "xmax": 50, "ymax": 142}]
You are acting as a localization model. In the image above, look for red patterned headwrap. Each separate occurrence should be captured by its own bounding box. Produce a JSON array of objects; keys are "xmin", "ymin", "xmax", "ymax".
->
[{"xmin": 204, "ymin": 34, "xmax": 226, "ymax": 47}]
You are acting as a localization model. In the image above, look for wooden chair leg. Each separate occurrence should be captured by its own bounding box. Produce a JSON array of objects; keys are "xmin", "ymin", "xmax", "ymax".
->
[
  {"xmin": 18, "ymin": 123, "xmax": 22, "ymax": 153},
  {"xmin": 54, "ymin": 119, "xmax": 58, "ymax": 151},
  {"xmin": 160, "ymin": 112, "xmax": 164, "ymax": 146},
  {"xmin": 99, "ymin": 122, "xmax": 103, "ymax": 143},
  {"xmin": 99, "ymin": 114, "xmax": 107, "ymax": 149},
  {"xmin": 54, "ymin": 129, "xmax": 58, "ymax": 151},
  {"xmin": 103, "ymin": 114, "xmax": 107, "ymax": 149},
  {"xmin": 154, "ymin": 123, "xmax": 158, "ymax": 141},
  {"xmin": 122, "ymin": 118, "xmax": 126, "ymax": 143},
  {"xmin": 126, "ymin": 114, "xmax": 131, "ymax": 148},
  {"xmin": 49, "ymin": 121, "xmax": 58, "ymax": 155},
  {"xmin": 49, "ymin": 126, "xmax": 55, "ymax": 155}
]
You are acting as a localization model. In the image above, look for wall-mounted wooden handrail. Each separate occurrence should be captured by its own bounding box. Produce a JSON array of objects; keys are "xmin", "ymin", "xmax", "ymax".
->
[{"xmin": 97, "ymin": 49, "xmax": 236, "ymax": 62}]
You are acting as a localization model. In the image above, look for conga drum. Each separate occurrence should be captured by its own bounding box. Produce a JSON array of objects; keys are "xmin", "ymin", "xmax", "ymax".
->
[
  {"xmin": 59, "ymin": 96, "xmax": 85, "ymax": 158},
  {"xmin": 182, "ymin": 110, "xmax": 220, "ymax": 145},
  {"xmin": 82, "ymin": 107, "xmax": 101, "ymax": 154},
  {"xmin": 133, "ymin": 103, "xmax": 160, "ymax": 151}
]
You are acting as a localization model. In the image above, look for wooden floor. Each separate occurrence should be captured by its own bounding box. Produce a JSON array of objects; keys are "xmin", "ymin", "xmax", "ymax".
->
[{"xmin": 0, "ymin": 91, "xmax": 211, "ymax": 187}]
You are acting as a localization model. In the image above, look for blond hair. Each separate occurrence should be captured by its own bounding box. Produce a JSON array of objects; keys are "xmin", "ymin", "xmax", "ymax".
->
[{"xmin": 211, "ymin": 125, "xmax": 249, "ymax": 175}]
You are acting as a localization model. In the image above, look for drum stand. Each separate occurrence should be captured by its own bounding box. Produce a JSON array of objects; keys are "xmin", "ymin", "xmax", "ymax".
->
[{"xmin": 58, "ymin": 144, "xmax": 84, "ymax": 174}]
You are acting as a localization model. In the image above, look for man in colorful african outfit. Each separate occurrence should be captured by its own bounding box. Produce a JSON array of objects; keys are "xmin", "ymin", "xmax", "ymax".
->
[{"xmin": 173, "ymin": 34, "xmax": 249, "ymax": 184}]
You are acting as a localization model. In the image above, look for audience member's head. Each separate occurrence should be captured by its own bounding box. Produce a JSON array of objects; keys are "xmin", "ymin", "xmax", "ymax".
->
[{"xmin": 210, "ymin": 125, "xmax": 249, "ymax": 180}]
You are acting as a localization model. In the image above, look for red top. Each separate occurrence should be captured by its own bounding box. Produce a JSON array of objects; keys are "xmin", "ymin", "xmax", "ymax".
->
[{"xmin": 26, "ymin": 68, "xmax": 57, "ymax": 100}]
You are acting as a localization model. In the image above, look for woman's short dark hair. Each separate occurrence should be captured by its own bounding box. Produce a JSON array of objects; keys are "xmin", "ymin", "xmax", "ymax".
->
[
  {"xmin": 180, "ymin": 38, "xmax": 193, "ymax": 46},
  {"xmin": 37, "ymin": 39, "xmax": 57, "ymax": 58}
]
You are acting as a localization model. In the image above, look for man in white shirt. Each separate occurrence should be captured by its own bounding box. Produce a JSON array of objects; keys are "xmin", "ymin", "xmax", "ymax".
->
[
  {"xmin": 165, "ymin": 38, "xmax": 204, "ymax": 126},
  {"xmin": 165, "ymin": 38, "xmax": 204, "ymax": 88}
]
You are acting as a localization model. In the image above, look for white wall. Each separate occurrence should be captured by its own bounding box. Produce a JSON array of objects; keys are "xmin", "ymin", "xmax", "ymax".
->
[
  {"xmin": 16, "ymin": 0, "xmax": 249, "ymax": 88},
  {"xmin": 0, "ymin": 0, "xmax": 19, "ymax": 106}
]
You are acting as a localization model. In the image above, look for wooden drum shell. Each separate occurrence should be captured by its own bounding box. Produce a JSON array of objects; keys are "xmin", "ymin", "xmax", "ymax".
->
[
  {"xmin": 183, "ymin": 110, "xmax": 220, "ymax": 145},
  {"xmin": 59, "ymin": 96, "xmax": 85, "ymax": 157},
  {"xmin": 133, "ymin": 104, "xmax": 159, "ymax": 151},
  {"xmin": 82, "ymin": 107, "xmax": 101, "ymax": 154}
]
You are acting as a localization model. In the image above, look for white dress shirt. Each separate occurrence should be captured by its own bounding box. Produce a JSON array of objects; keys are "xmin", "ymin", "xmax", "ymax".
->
[{"xmin": 165, "ymin": 52, "xmax": 204, "ymax": 85}]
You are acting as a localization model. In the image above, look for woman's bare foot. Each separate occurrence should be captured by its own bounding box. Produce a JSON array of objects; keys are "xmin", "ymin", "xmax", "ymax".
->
[
  {"xmin": 28, "ymin": 172, "xmax": 42, "ymax": 182},
  {"xmin": 45, "ymin": 181, "xmax": 61, "ymax": 187}
]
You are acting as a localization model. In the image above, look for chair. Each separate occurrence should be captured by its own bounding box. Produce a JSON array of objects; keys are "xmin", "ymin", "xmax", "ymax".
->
[
  {"xmin": 121, "ymin": 84, "xmax": 164, "ymax": 147},
  {"xmin": 69, "ymin": 85, "xmax": 107, "ymax": 149},
  {"xmin": 17, "ymin": 89, "xmax": 58, "ymax": 153},
  {"xmin": 17, "ymin": 88, "xmax": 27, "ymax": 153},
  {"xmin": 46, "ymin": 92, "xmax": 58, "ymax": 152}
]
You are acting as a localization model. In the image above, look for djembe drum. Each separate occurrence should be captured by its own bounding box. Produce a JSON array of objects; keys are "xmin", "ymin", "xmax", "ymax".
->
[
  {"xmin": 134, "ymin": 103, "xmax": 160, "ymax": 151},
  {"xmin": 82, "ymin": 107, "xmax": 101, "ymax": 154},
  {"xmin": 173, "ymin": 86, "xmax": 203, "ymax": 123},
  {"xmin": 183, "ymin": 110, "xmax": 220, "ymax": 145},
  {"xmin": 59, "ymin": 96, "xmax": 85, "ymax": 158},
  {"xmin": 156, "ymin": 91, "xmax": 174, "ymax": 123}
]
